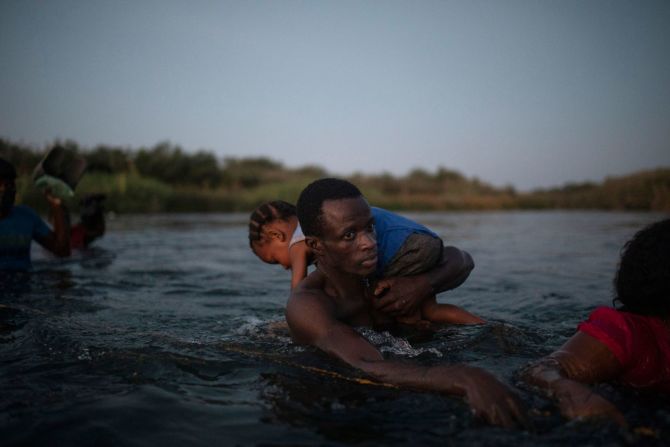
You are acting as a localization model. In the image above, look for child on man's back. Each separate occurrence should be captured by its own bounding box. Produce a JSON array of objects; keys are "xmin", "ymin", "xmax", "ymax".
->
[
  {"xmin": 248, "ymin": 200, "xmax": 484, "ymax": 325},
  {"xmin": 248, "ymin": 200, "xmax": 311, "ymax": 290}
]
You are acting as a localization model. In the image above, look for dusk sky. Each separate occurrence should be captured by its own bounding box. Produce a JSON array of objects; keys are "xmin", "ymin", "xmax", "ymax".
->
[{"xmin": 1, "ymin": 0, "xmax": 668, "ymax": 190}]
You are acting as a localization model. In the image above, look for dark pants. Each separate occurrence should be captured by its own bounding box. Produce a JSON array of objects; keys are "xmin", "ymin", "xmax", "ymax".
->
[{"xmin": 382, "ymin": 233, "xmax": 443, "ymax": 278}]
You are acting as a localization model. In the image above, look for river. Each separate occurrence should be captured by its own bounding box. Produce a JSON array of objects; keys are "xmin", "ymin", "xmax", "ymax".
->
[{"xmin": 1, "ymin": 211, "xmax": 668, "ymax": 446}]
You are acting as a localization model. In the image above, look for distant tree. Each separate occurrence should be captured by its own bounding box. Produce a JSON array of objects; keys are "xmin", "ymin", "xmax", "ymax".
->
[
  {"xmin": 0, "ymin": 138, "xmax": 42, "ymax": 175},
  {"xmin": 377, "ymin": 172, "xmax": 401, "ymax": 195},
  {"xmin": 221, "ymin": 157, "xmax": 285, "ymax": 188},
  {"xmin": 435, "ymin": 167, "xmax": 466, "ymax": 183},
  {"xmin": 85, "ymin": 145, "xmax": 132, "ymax": 173},
  {"xmin": 291, "ymin": 164, "xmax": 327, "ymax": 179},
  {"xmin": 185, "ymin": 151, "xmax": 222, "ymax": 188},
  {"xmin": 405, "ymin": 168, "xmax": 442, "ymax": 194}
]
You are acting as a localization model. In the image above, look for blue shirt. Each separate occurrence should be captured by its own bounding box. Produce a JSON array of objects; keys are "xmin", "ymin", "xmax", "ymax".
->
[
  {"xmin": 0, "ymin": 205, "xmax": 51, "ymax": 271},
  {"xmin": 372, "ymin": 207, "xmax": 438, "ymax": 273}
]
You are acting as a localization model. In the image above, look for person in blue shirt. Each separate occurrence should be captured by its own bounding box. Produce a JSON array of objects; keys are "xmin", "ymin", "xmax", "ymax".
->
[
  {"xmin": 249, "ymin": 188, "xmax": 484, "ymax": 326},
  {"xmin": 0, "ymin": 157, "xmax": 70, "ymax": 271},
  {"xmin": 283, "ymin": 178, "xmax": 527, "ymax": 428}
]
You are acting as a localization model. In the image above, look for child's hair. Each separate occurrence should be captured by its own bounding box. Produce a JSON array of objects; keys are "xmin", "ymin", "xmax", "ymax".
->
[
  {"xmin": 614, "ymin": 218, "xmax": 670, "ymax": 317},
  {"xmin": 248, "ymin": 200, "xmax": 297, "ymax": 247}
]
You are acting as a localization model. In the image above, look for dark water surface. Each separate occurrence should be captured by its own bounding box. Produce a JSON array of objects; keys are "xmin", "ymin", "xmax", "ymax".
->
[{"xmin": 1, "ymin": 211, "xmax": 668, "ymax": 446}]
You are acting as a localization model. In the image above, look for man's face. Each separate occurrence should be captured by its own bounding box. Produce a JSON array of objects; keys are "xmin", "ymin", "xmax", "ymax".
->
[{"xmin": 313, "ymin": 196, "xmax": 377, "ymax": 277}]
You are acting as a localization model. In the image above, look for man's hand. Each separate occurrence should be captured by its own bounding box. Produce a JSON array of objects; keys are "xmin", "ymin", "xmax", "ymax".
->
[
  {"xmin": 461, "ymin": 368, "xmax": 530, "ymax": 428},
  {"xmin": 372, "ymin": 275, "xmax": 432, "ymax": 317},
  {"xmin": 372, "ymin": 246, "xmax": 475, "ymax": 317},
  {"xmin": 43, "ymin": 188, "xmax": 62, "ymax": 207},
  {"xmin": 288, "ymin": 275, "xmax": 527, "ymax": 429}
]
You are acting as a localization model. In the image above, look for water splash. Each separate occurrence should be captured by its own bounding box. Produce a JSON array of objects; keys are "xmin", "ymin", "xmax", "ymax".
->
[
  {"xmin": 357, "ymin": 328, "xmax": 443, "ymax": 358},
  {"xmin": 231, "ymin": 316, "xmax": 295, "ymax": 347}
]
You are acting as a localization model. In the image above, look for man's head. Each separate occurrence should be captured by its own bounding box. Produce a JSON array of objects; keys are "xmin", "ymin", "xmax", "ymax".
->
[
  {"xmin": 0, "ymin": 157, "xmax": 17, "ymax": 217},
  {"xmin": 297, "ymin": 178, "xmax": 377, "ymax": 276},
  {"xmin": 615, "ymin": 218, "xmax": 670, "ymax": 317},
  {"xmin": 297, "ymin": 178, "xmax": 364, "ymax": 238}
]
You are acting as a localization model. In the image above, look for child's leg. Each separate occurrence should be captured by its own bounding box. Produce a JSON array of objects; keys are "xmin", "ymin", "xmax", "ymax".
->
[
  {"xmin": 395, "ymin": 309, "xmax": 424, "ymax": 325},
  {"xmin": 383, "ymin": 234, "xmax": 484, "ymax": 325},
  {"xmin": 421, "ymin": 296, "xmax": 486, "ymax": 325}
]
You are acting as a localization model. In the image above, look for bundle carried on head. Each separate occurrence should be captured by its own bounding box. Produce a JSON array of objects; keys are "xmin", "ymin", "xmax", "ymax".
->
[{"xmin": 33, "ymin": 145, "xmax": 87, "ymax": 199}]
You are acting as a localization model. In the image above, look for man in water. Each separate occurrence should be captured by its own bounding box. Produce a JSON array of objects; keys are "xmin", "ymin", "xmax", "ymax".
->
[
  {"xmin": 0, "ymin": 157, "xmax": 71, "ymax": 270},
  {"xmin": 285, "ymin": 178, "xmax": 527, "ymax": 427}
]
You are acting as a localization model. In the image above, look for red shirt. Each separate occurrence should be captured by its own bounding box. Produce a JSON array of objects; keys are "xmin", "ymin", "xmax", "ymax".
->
[
  {"xmin": 70, "ymin": 224, "xmax": 86, "ymax": 250},
  {"xmin": 578, "ymin": 306, "xmax": 670, "ymax": 393}
]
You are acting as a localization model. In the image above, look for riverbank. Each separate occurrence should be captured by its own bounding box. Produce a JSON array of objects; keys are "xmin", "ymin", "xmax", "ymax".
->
[{"xmin": 3, "ymin": 138, "xmax": 669, "ymax": 213}]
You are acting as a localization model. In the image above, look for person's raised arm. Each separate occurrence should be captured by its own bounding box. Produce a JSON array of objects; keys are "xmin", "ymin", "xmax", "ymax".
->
[
  {"xmin": 35, "ymin": 191, "xmax": 71, "ymax": 257},
  {"xmin": 286, "ymin": 288, "xmax": 527, "ymax": 428},
  {"xmin": 521, "ymin": 331, "xmax": 626, "ymax": 425},
  {"xmin": 373, "ymin": 246, "xmax": 475, "ymax": 317}
]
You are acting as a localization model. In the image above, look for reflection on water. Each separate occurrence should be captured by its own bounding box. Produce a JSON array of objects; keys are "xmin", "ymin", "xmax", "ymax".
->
[{"xmin": 1, "ymin": 211, "xmax": 668, "ymax": 446}]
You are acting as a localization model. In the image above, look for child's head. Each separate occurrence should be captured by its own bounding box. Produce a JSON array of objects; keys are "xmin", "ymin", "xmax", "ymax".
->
[
  {"xmin": 79, "ymin": 193, "xmax": 106, "ymax": 228},
  {"xmin": 614, "ymin": 218, "xmax": 670, "ymax": 317},
  {"xmin": 248, "ymin": 200, "xmax": 297, "ymax": 269}
]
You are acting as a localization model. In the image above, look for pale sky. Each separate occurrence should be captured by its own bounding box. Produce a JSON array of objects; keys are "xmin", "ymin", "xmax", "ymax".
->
[{"xmin": 1, "ymin": 0, "xmax": 668, "ymax": 190}]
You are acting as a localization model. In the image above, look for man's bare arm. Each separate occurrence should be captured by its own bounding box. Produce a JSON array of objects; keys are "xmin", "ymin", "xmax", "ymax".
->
[
  {"xmin": 35, "ymin": 192, "xmax": 71, "ymax": 257},
  {"xmin": 374, "ymin": 247, "xmax": 475, "ymax": 317},
  {"xmin": 286, "ymin": 289, "xmax": 526, "ymax": 428}
]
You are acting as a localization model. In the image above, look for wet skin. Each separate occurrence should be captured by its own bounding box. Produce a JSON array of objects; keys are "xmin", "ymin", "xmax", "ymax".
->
[
  {"xmin": 311, "ymin": 196, "xmax": 378, "ymax": 278},
  {"xmin": 252, "ymin": 233, "xmax": 292, "ymax": 269},
  {"xmin": 286, "ymin": 196, "xmax": 528, "ymax": 428},
  {"xmin": 302, "ymin": 196, "xmax": 387, "ymax": 327}
]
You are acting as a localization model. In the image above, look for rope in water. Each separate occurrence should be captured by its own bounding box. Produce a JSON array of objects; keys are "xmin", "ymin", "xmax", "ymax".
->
[{"xmin": 218, "ymin": 342, "xmax": 398, "ymax": 389}]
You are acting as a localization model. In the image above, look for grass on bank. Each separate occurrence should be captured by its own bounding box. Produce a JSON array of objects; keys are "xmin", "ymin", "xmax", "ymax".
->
[{"xmin": 14, "ymin": 168, "xmax": 670, "ymax": 215}]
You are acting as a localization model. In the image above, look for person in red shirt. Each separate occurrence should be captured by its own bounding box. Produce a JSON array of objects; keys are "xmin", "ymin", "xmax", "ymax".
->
[
  {"xmin": 70, "ymin": 194, "xmax": 106, "ymax": 250},
  {"xmin": 522, "ymin": 218, "xmax": 670, "ymax": 426}
]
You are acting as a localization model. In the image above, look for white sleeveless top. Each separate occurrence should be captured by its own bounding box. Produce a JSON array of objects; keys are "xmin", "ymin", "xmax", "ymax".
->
[{"xmin": 289, "ymin": 224, "xmax": 306, "ymax": 248}]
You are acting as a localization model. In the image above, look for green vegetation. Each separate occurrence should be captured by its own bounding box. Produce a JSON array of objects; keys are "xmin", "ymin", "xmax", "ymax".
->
[{"xmin": 2, "ymin": 137, "xmax": 669, "ymax": 213}]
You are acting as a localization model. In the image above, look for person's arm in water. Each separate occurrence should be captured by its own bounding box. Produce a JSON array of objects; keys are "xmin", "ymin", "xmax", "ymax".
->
[
  {"xmin": 521, "ymin": 331, "xmax": 626, "ymax": 426},
  {"xmin": 286, "ymin": 276, "xmax": 528, "ymax": 428},
  {"xmin": 35, "ymin": 190, "xmax": 71, "ymax": 257},
  {"xmin": 373, "ymin": 246, "xmax": 475, "ymax": 318},
  {"xmin": 420, "ymin": 300, "xmax": 485, "ymax": 325},
  {"xmin": 289, "ymin": 241, "xmax": 310, "ymax": 290}
]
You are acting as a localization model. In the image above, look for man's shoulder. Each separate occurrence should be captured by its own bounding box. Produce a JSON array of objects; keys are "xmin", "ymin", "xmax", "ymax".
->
[
  {"xmin": 2, "ymin": 205, "xmax": 42, "ymax": 225},
  {"xmin": 11, "ymin": 204, "xmax": 33, "ymax": 214},
  {"xmin": 11, "ymin": 205, "xmax": 42, "ymax": 220},
  {"xmin": 287, "ymin": 272, "xmax": 334, "ymax": 313},
  {"xmin": 289, "ymin": 272, "xmax": 327, "ymax": 302},
  {"xmin": 285, "ymin": 271, "xmax": 338, "ymax": 343}
]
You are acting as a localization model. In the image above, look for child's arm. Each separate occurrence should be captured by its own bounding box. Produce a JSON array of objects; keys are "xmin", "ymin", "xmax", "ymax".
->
[
  {"xmin": 422, "ymin": 300, "xmax": 485, "ymax": 324},
  {"xmin": 289, "ymin": 241, "xmax": 310, "ymax": 289}
]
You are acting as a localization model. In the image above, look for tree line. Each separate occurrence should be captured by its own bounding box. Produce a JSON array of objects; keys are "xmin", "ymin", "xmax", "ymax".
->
[{"xmin": 1, "ymin": 137, "xmax": 668, "ymax": 213}]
